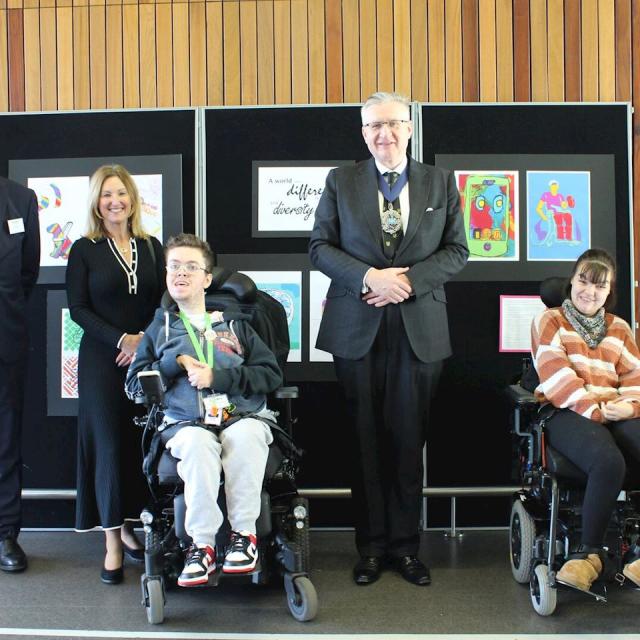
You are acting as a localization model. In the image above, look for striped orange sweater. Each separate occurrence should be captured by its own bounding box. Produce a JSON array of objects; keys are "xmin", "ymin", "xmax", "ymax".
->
[{"xmin": 531, "ymin": 307, "xmax": 640, "ymax": 423}]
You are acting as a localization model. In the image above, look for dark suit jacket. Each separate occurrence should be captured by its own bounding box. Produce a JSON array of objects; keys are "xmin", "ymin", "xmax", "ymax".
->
[
  {"xmin": 0, "ymin": 178, "xmax": 40, "ymax": 363},
  {"xmin": 309, "ymin": 157, "xmax": 468, "ymax": 363}
]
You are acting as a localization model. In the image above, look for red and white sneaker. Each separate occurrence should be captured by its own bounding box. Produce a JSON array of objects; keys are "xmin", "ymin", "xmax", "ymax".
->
[
  {"xmin": 223, "ymin": 531, "xmax": 258, "ymax": 574},
  {"xmin": 178, "ymin": 544, "xmax": 216, "ymax": 587}
]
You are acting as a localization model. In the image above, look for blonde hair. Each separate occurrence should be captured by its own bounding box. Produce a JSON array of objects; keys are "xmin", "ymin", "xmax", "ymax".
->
[{"xmin": 85, "ymin": 164, "xmax": 148, "ymax": 240}]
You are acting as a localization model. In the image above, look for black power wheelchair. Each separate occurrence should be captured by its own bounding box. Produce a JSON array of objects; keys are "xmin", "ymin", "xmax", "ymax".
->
[
  {"xmin": 507, "ymin": 277, "xmax": 640, "ymax": 616},
  {"xmin": 132, "ymin": 268, "xmax": 318, "ymax": 624}
]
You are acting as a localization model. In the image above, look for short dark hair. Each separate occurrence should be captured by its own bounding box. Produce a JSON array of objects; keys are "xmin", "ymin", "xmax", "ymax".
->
[
  {"xmin": 165, "ymin": 233, "xmax": 215, "ymax": 273},
  {"xmin": 565, "ymin": 248, "xmax": 617, "ymax": 311}
]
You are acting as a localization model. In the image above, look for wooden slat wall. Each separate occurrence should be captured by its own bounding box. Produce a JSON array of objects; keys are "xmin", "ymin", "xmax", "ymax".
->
[{"xmin": 1, "ymin": 0, "xmax": 640, "ymax": 327}]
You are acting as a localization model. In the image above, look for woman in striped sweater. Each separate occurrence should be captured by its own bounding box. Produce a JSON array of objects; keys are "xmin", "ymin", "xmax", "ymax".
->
[{"xmin": 531, "ymin": 248, "xmax": 640, "ymax": 592}]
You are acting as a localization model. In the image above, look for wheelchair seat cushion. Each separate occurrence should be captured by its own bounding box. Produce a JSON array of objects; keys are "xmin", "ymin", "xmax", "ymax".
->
[
  {"xmin": 156, "ymin": 442, "xmax": 285, "ymax": 486},
  {"xmin": 545, "ymin": 445, "xmax": 587, "ymax": 485}
]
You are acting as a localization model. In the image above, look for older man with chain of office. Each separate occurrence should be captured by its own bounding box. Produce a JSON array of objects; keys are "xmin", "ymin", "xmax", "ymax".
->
[{"xmin": 309, "ymin": 92, "xmax": 468, "ymax": 586}]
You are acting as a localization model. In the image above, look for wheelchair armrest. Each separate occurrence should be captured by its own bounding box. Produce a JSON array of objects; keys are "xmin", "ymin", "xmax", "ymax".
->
[
  {"xmin": 506, "ymin": 384, "xmax": 538, "ymax": 407},
  {"xmin": 275, "ymin": 386, "xmax": 299, "ymax": 400}
]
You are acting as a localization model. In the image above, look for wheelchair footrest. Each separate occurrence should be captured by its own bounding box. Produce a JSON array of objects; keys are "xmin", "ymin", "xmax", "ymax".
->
[{"xmin": 555, "ymin": 578, "xmax": 608, "ymax": 603}]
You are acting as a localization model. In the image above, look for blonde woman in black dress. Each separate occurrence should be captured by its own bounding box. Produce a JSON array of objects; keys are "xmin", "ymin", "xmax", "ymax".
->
[{"xmin": 66, "ymin": 165, "xmax": 165, "ymax": 584}]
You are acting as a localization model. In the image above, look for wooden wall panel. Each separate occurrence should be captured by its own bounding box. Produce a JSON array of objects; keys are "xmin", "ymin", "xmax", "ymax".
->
[
  {"xmin": 172, "ymin": 2, "xmax": 189, "ymax": 107},
  {"xmin": 495, "ymin": 0, "xmax": 513, "ymax": 102},
  {"xmin": 240, "ymin": 1, "xmax": 258, "ymax": 105},
  {"xmin": 206, "ymin": 1, "xmax": 223, "ymax": 105},
  {"xmin": 89, "ymin": 3, "xmax": 106, "ymax": 110},
  {"xmin": 529, "ymin": 0, "xmax": 548, "ymax": 101},
  {"xmin": 461, "ymin": 0, "xmax": 478, "ymax": 101},
  {"xmin": 190, "ymin": 1, "xmax": 206, "ymax": 107},
  {"xmin": 1, "ymin": 1, "xmax": 638, "ymax": 112},
  {"xmin": 564, "ymin": 0, "xmax": 581, "ymax": 101},
  {"xmin": 597, "ymin": 0, "xmax": 615, "ymax": 100},
  {"xmin": 256, "ymin": 1, "xmax": 275, "ymax": 105},
  {"xmin": 222, "ymin": 2, "xmax": 240, "ymax": 104},
  {"xmin": 139, "ymin": 2, "xmax": 157, "ymax": 108},
  {"xmin": 444, "ymin": 0, "xmax": 462, "ymax": 102},
  {"xmin": 291, "ymin": 0, "xmax": 309, "ymax": 103},
  {"xmin": 513, "ymin": 0, "xmax": 530, "ymax": 101},
  {"xmin": 307, "ymin": 0, "xmax": 325, "ymax": 103},
  {"xmin": 616, "ymin": 0, "xmax": 632, "ymax": 101},
  {"xmin": 274, "ymin": 0, "xmax": 291, "ymax": 103},
  {"xmin": 325, "ymin": 0, "xmax": 342, "ymax": 102},
  {"xmin": 393, "ymin": 0, "xmax": 411, "ymax": 96},
  {"xmin": 105, "ymin": 4, "xmax": 123, "ymax": 109},
  {"xmin": 581, "ymin": 0, "xmax": 598, "ymax": 100},
  {"xmin": 360, "ymin": 0, "xmax": 376, "ymax": 100},
  {"xmin": 56, "ymin": 5, "xmax": 73, "ymax": 110},
  {"xmin": 428, "ymin": 0, "xmax": 445, "ymax": 102},
  {"xmin": 547, "ymin": 0, "xmax": 564, "ymax": 102},
  {"xmin": 342, "ymin": 0, "xmax": 359, "ymax": 102},
  {"xmin": 73, "ymin": 3, "xmax": 90, "ymax": 110},
  {"xmin": 0, "ymin": 7, "xmax": 8, "ymax": 110},
  {"xmin": 478, "ymin": 0, "xmax": 497, "ymax": 102},
  {"xmin": 23, "ymin": 7, "xmax": 40, "ymax": 110}
]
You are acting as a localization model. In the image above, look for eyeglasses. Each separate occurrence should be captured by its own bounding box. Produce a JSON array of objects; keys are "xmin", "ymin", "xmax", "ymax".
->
[
  {"xmin": 166, "ymin": 261, "xmax": 208, "ymax": 274},
  {"xmin": 362, "ymin": 120, "xmax": 410, "ymax": 132}
]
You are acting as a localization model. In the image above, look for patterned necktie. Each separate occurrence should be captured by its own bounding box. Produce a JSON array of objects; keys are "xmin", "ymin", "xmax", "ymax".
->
[{"xmin": 381, "ymin": 171, "xmax": 403, "ymax": 259}]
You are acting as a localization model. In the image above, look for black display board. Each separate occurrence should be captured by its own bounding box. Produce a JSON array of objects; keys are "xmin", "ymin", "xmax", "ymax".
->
[
  {"xmin": 422, "ymin": 104, "xmax": 632, "ymax": 527},
  {"xmin": 205, "ymin": 103, "xmax": 633, "ymax": 529},
  {"xmin": 0, "ymin": 110, "xmax": 197, "ymax": 527}
]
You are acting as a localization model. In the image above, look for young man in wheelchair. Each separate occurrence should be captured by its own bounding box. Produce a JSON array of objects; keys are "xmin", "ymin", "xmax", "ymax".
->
[
  {"xmin": 125, "ymin": 233, "xmax": 282, "ymax": 587},
  {"xmin": 531, "ymin": 248, "xmax": 640, "ymax": 592}
]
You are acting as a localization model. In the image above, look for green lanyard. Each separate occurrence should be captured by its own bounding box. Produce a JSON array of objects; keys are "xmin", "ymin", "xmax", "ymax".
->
[{"xmin": 179, "ymin": 311, "xmax": 215, "ymax": 368}]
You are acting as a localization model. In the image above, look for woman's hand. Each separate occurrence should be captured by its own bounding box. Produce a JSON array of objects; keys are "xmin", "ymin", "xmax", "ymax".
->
[
  {"xmin": 115, "ymin": 351, "xmax": 133, "ymax": 367},
  {"xmin": 601, "ymin": 400, "xmax": 635, "ymax": 422},
  {"xmin": 120, "ymin": 333, "xmax": 143, "ymax": 357}
]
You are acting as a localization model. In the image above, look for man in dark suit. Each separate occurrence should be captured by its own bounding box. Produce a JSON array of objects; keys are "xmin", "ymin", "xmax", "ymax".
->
[
  {"xmin": 309, "ymin": 92, "xmax": 468, "ymax": 586},
  {"xmin": 0, "ymin": 177, "xmax": 40, "ymax": 572}
]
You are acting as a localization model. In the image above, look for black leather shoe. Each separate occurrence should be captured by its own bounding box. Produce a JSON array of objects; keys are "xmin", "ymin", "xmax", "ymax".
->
[
  {"xmin": 395, "ymin": 555, "xmax": 431, "ymax": 586},
  {"xmin": 353, "ymin": 556, "xmax": 382, "ymax": 585},
  {"xmin": 122, "ymin": 541, "xmax": 145, "ymax": 563},
  {"xmin": 0, "ymin": 537, "xmax": 27, "ymax": 572},
  {"xmin": 101, "ymin": 552, "xmax": 124, "ymax": 585},
  {"xmin": 100, "ymin": 564, "xmax": 124, "ymax": 585}
]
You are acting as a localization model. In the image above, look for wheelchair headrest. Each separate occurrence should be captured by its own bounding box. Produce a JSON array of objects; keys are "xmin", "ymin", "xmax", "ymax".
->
[
  {"xmin": 540, "ymin": 276, "xmax": 568, "ymax": 309},
  {"xmin": 161, "ymin": 267, "xmax": 258, "ymax": 310}
]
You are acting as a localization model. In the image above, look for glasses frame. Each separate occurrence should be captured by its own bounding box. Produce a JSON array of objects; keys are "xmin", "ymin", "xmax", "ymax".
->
[
  {"xmin": 362, "ymin": 119, "xmax": 411, "ymax": 131},
  {"xmin": 166, "ymin": 261, "xmax": 209, "ymax": 275}
]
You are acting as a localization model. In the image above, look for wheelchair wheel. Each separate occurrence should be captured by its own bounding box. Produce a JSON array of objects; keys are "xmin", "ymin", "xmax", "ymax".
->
[
  {"xmin": 286, "ymin": 575, "xmax": 318, "ymax": 622},
  {"xmin": 530, "ymin": 564, "xmax": 557, "ymax": 616},
  {"xmin": 510, "ymin": 499, "xmax": 536, "ymax": 584},
  {"xmin": 141, "ymin": 575, "xmax": 165, "ymax": 625}
]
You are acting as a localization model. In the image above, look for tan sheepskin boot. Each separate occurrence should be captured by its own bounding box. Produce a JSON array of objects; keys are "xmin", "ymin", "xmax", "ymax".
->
[
  {"xmin": 623, "ymin": 558, "xmax": 640, "ymax": 587},
  {"xmin": 556, "ymin": 553, "xmax": 602, "ymax": 591}
]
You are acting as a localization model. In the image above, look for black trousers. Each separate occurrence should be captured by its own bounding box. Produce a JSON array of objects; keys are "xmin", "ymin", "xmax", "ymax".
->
[
  {"xmin": 0, "ymin": 361, "xmax": 25, "ymax": 539},
  {"xmin": 545, "ymin": 409, "xmax": 640, "ymax": 547},
  {"xmin": 334, "ymin": 304, "xmax": 442, "ymax": 558}
]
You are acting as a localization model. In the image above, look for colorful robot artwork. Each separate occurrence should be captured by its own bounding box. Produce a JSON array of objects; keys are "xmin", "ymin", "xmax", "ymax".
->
[
  {"xmin": 47, "ymin": 221, "xmax": 74, "ymax": 260},
  {"xmin": 38, "ymin": 182, "xmax": 62, "ymax": 212},
  {"xmin": 532, "ymin": 180, "xmax": 580, "ymax": 246},
  {"xmin": 457, "ymin": 172, "xmax": 518, "ymax": 260}
]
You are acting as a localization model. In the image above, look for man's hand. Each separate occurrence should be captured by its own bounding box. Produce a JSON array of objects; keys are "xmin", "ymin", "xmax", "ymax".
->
[
  {"xmin": 601, "ymin": 400, "xmax": 635, "ymax": 422},
  {"xmin": 363, "ymin": 267, "xmax": 413, "ymax": 306},
  {"xmin": 177, "ymin": 354, "xmax": 214, "ymax": 390}
]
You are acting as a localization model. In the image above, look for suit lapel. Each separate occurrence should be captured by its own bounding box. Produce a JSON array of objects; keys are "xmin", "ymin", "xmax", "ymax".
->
[
  {"xmin": 396, "ymin": 159, "xmax": 432, "ymax": 258},
  {"xmin": 355, "ymin": 159, "xmax": 384, "ymax": 247}
]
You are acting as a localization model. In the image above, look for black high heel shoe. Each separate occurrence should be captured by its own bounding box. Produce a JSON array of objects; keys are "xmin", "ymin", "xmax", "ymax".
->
[
  {"xmin": 101, "ymin": 553, "xmax": 124, "ymax": 585},
  {"xmin": 122, "ymin": 541, "xmax": 145, "ymax": 563}
]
